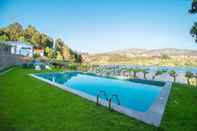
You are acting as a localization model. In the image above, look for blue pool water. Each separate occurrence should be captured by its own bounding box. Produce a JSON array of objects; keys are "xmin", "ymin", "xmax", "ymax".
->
[{"xmin": 36, "ymin": 72, "xmax": 162, "ymax": 112}]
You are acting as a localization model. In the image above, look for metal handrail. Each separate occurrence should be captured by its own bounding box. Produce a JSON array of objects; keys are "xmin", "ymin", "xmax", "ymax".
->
[
  {"xmin": 96, "ymin": 90, "xmax": 108, "ymax": 105},
  {"xmin": 108, "ymin": 94, "xmax": 120, "ymax": 110}
]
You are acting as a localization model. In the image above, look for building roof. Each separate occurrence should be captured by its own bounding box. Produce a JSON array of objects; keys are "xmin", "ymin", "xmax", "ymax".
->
[
  {"xmin": 5, "ymin": 41, "xmax": 33, "ymax": 48},
  {"xmin": 34, "ymin": 47, "xmax": 44, "ymax": 50}
]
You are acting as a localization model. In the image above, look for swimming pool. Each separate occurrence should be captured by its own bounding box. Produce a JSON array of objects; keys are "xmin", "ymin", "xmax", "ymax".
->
[{"xmin": 31, "ymin": 71, "xmax": 172, "ymax": 127}]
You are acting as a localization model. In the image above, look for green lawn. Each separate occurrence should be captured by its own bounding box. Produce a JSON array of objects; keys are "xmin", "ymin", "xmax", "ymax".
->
[{"xmin": 0, "ymin": 68, "xmax": 197, "ymax": 131}]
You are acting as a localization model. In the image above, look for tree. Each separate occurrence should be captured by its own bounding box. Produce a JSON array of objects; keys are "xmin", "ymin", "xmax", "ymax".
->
[
  {"xmin": 45, "ymin": 47, "xmax": 53, "ymax": 59},
  {"xmin": 24, "ymin": 25, "xmax": 37, "ymax": 41},
  {"xmin": 24, "ymin": 25, "xmax": 53, "ymax": 48},
  {"xmin": 190, "ymin": 22, "xmax": 197, "ymax": 42},
  {"xmin": 160, "ymin": 54, "xmax": 170, "ymax": 60},
  {"xmin": 189, "ymin": 0, "xmax": 197, "ymax": 13},
  {"xmin": 55, "ymin": 38, "xmax": 64, "ymax": 52},
  {"xmin": 4, "ymin": 22, "xmax": 23, "ymax": 41},
  {"xmin": 62, "ymin": 46, "xmax": 73, "ymax": 61},
  {"xmin": 56, "ymin": 51, "xmax": 63, "ymax": 61},
  {"xmin": 0, "ymin": 28, "xmax": 4, "ymax": 35},
  {"xmin": 193, "ymin": 73, "xmax": 197, "ymax": 87},
  {"xmin": 189, "ymin": 0, "xmax": 197, "ymax": 42},
  {"xmin": 31, "ymin": 32, "xmax": 42, "ymax": 47},
  {"xmin": 128, "ymin": 68, "xmax": 133, "ymax": 78},
  {"xmin": 69, "ymin": 49, "xmax": 81, "ymax": 62},
  {"xmin": 74, "ymin": 52, "xmax": 82, "ymax": 63},
  {"xmin": 55, "ymin": 38, "xmax": 70, "ymax": 60},
  {"xmin": 142, "ymin": 69, "xmax": 149, "ymax": 79},
  {"xmin": 128, "ymin": 68, "xmax": 142, "ymax": 79},
  {"xmin": 18, "ymin": 36, "xmax": 27, "ymax": 42},
  {"xmin": 0, "ymin": 28, "xmax": 9, "ymax": 41},
  {"xmin": 0, "ymin": 35, "xmax": 9, "ymax": 41},
  {"xmin": 169, "ymin": 70, "xmax": 177, "ymax": 83},
  {"xmin": 31, "ymin": 32, "xmax": 54, "ymax": 48},
  {"xmin": 153, "ymin": 69, "xmax": 167, "ymax": 80},
  {"xmin": 54, "ymin": 38, "xmax": 81, "ymax": 62},
  {"xmin": 33, "ymin": 53, "xmax": 40, "ymax": 59},
  {"xmin": 185, "ymin": 71, "xmax": 193, "ymax": 86},
  {"xmin": 41, "ymin": 34, "xmax": 53, "ymax": 47}
]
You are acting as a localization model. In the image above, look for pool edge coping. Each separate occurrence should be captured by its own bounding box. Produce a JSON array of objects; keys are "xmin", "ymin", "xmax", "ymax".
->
[{"xmin": 29, "ymin": 73, "xmax": 172, "ymax": 127}]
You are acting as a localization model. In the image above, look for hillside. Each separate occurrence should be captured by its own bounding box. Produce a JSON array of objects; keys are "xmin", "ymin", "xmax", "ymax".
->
[
  {"xmin": 0, "ymin": 22, "xmax": 81, "ymax": 62},
  {"xmin": 82, "ymin": 48, "xmax": 197, "ymax": 66}
]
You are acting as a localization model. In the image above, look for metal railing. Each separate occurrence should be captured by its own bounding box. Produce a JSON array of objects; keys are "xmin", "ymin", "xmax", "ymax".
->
[
  {"xmin": 96, "ymin": 90, "xmax": 108, "ymax": 105},
  {"xmin": 96, "ymin": 90, "xmax": 121, "ymax": 111},
  {"xmin": 108, "ymin": 94, "xmax": 120, "ymax": 110}
]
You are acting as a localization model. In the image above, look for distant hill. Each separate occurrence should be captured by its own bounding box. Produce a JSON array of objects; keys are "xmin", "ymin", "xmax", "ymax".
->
[
  {"xmin": 93, "ymin": 48, "xmax": 197, "ymax": 57},
  {"xmin": 82, "ymin": 48, "xmax": 197, "ymax": 66}
]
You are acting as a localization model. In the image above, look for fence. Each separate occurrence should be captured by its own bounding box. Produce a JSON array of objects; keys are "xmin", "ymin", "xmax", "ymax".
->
[{"xmin": 0, "ymin": 43, "xmax": 18, "ymax": 72}]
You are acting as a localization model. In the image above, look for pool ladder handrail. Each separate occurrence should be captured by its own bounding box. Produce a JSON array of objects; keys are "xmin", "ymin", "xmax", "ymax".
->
[
  {"xmin": 96, "ymin": 90, "xmax": 108, "ymax": 105},
  {"xmin": 108, "ymin": 94, "xmax": 120, "ymax": 110}
]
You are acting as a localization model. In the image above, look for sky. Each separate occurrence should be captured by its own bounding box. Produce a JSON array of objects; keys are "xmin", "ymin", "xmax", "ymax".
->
[{"xmin": 0, "ymin": 0, "xmax": 196, "ymax": 53}]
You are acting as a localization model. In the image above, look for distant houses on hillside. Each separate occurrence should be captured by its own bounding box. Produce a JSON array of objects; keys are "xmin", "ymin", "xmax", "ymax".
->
[
  {"xmin": 4, "ymin": 41, "xmax": 44, "ymax": 57},
  {"xmin": 6, "ymin": 41, "xmax": 33, "ymax": 57}
]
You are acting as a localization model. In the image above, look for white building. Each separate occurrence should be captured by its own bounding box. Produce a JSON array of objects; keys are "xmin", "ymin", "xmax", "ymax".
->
[{"xmin": 5, "ymin": 41, "xmax": 33, "ymax": 57}]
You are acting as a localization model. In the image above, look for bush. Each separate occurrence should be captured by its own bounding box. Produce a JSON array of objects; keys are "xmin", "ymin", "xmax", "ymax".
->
[
  {"xmin": 33, "ymin": 53, "xmax": 40, "ymax": 59},
  {"xmin": 67, "ymin": 63, "xmax": 78, "ymax": 70}
]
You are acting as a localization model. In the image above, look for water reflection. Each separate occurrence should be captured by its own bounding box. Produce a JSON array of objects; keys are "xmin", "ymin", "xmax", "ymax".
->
[{"xmin": 38, "ymin": 72, "xmax": 78, "ymax": 85}]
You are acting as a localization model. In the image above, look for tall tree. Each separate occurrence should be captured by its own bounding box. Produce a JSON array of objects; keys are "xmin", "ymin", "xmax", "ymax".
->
[
  {"xmin": 55, "ymin": 38, "xmax": 64, "ymax": 52},
  {"xmin": 24, "ymin": 25, "xmax": 37, "ymax": 41},
  {"xmin": 31, "ymin": 32, "xmax": 42, "ymax": 47},
  {"xmin": 169, "ymin": 70, "xmax": 177, "ymax": 83},
  {"xmin": 128, "ymin": 68, "xmax": 142, "ymax": 79},
  {"xmin": 4, "ymin": 22, "xmax": 23, "ymax": 41},
  {"xmin": 189, "ymin": 0, "xmax": 197, "ymax": 42},
  {"xmin": 142, "ymin": 69, "xmax": 149, "ymax": 79},
  {"xmin": 24, "ymin": 25, "xmax": 53, "ymax": 47},
  {"xmin": 55, "ymin": 38, "xmax": 75, "ymax": 61},
  {"xmin": 152, "ymin": 69, "xmax": 167, "ymax": 80},
  {"xmin": 41, "ymin": 34, "xmax": 53, "ymax": 48}
]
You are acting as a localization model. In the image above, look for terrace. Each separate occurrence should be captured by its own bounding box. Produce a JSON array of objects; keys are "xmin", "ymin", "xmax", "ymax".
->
[{"xmin": 0, "ymin": 67, "xmax": 197, "ymax": 131}]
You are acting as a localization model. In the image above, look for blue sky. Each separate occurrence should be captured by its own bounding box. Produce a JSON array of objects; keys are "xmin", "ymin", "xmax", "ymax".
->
[{"xmin": 0, "ymin": 0, "xmax": 196, "ymax": 53}]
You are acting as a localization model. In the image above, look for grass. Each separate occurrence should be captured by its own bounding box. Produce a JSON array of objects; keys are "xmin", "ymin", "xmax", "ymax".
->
[{"xmin": 0, "ymin": 68, "xmax": 197, "ymax": 131}]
